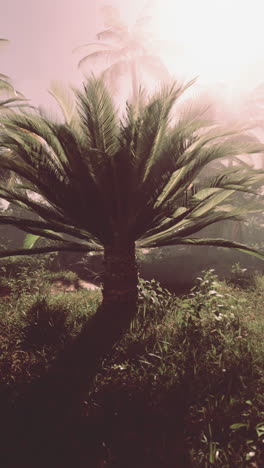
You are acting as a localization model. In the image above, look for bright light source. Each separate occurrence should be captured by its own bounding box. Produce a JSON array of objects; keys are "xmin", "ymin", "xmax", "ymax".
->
[{"xmin": 151, "ymin": 0, "xmax": 264, "ymax": 90}]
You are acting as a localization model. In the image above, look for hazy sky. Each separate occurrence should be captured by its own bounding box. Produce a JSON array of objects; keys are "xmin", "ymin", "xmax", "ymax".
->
[
  {"xmin": 1, "ymin": 0, "xmax": 264, "ymax": 109},
  {"xmin": 153, "ymin": 0, "xmax": 264, "ymax": 90}
]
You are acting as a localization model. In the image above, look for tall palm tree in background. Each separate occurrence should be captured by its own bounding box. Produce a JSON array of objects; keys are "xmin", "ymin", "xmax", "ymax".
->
[
  {"xmin": 0, "ymin": 76, "xmax": 263, "ymax": 379},
  {"xmin": 75, "ymin": 5, "xmax": 170, "ymax": 102}
]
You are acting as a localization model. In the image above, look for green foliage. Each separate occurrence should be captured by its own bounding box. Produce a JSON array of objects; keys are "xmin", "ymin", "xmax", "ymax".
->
[
  {"xmin": 254, "ymin": 273, "xmax": 264, "ymax": 291},
  {"xmin": 0, "ymin": 253, "xmax": 54, "ymax": 277},
  {"xmin": 229, "ymin": 262, "xmax": 254, "ymax": 289},
  {"xmin": 131, "ymin": 278, "xmax": 172, "ymax": 333},
  {"xmin": 0, "ymin": 263, "xmax": 101, "ymax": 398},
  {"xmin": 89, "ymin": 270, "xmax": 264, "ymax": 466},
  {"xmin": 0, "ymin": 76, "xmax": 263, "ymax": 263},
  {"xmin": 43, "ymin": 270, "xmax": 80, "ymax": 287},
  {"xmin": 0, "ymin": 264, "xmax": 264, "ymax": 465}
]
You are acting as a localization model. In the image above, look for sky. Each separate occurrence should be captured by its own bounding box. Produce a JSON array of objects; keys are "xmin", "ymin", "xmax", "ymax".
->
[
  {"xmin": 152, "ymin": 0, "xmax": 264, "ymax": 89},
  {"xmin": 1, "ymin": 0, "xmax": 264, "ymax": 110}
]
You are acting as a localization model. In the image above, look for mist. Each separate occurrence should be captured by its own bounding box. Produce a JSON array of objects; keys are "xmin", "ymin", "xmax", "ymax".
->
[
  {"xmin": 1, "ymin": 1, "xmax": 264, "ymax": 128},
  {"xmin": 1, "ymin": 3, "xmax": 264, "ymax": 466},
  {"xmin": 1, "ymin": 0, "xmax": 264, "ymax": 200},
  {"xmin": 1, "ymin": 0, "xmax": 264, "ymax": 221}
]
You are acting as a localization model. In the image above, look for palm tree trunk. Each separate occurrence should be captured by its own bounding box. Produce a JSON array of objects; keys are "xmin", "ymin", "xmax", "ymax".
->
[
  {"xmin": 70, "ymin": 241, "xmax": 138, "ymax": 387},
  {"xmin": 44, "ymin": 242, "xmax": 138, "ymax": 405},
  {"xmin": 58, "ymin": 241, "xmax": 138, "ymax": 387},
  {"xmin": 102, "ymin": 241, "xmax": 138, "ymax": 318}
]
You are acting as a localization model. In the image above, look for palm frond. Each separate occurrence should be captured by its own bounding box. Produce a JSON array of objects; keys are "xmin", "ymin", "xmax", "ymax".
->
[
  {"xmin": 96, "ymin": 28, "xmax": 126, "ymax": 43},
  {"xmin": 78, "ymin": 48, "xmax": 127, "ymax": 69},
  {"xmin": 138, "ymin": 202, "xmax": 262, "ymax": 248},
  {"xmin": 22, "ymin": 232, "xmax": 102, "ymax": 251},
  {"xmin": 0, "ymin": 79, "xmax": 14, "ymax": 94},
  {"xmin": 0, "ymin": 97, "xmax": 30, "ymax": 107},
  {"xmin": 0, "ymin": 75, "xmax": 263, "ymax": 266},
  {"xmin": 138, "ymin": 237, "xmax": 264, "ymax": 261},
  {"xmin": 75, "ymin": 75, "xmax": 119, "ymax": 155},
  {"xmin": 0, "ymin": 214, "xmax": 102, "ymax": 246},
  {"xmin": 136, "ymin": 163, "xmax": 264, "ymax": 244},
  {"xmin": 0, "ymin": 244, "xmax": 95, "ymax": 259},
  {"xmin": 153, "ymin": 136, "xmax": 263, "ymax": 213},
  {"xmin": 73, "ymin": 42, "xmax": 115, "ymax": 54},
  {"xmin": 49, "ymin": 81, "xmax": 77, "ymax": 125},
  {"xmin": 0, "ymin": 110, "xmax": 117, "ymax": 242},
  {"xmin": 0, "ymin": 187, "xmax": 67, "ymax": 224},
  {"xmin": 0, "ymin": 112, "xmax": 69, "ymax": 172},
  {"xmin": 135, "ymin": 79, "xmax": 196, "ymax": 182}
]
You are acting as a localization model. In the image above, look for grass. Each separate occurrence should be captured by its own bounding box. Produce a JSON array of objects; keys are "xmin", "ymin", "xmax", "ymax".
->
[
  {"xmin": 0, "ymin": 256, "xmax": 101, "ymax": 404},
  {"xmin": 0, "ymin": 259, "xmax": 263, "ymax": 467},
  {"xmin": 91, "ymin": 270, "xmax": 264, "ymax": 466}
]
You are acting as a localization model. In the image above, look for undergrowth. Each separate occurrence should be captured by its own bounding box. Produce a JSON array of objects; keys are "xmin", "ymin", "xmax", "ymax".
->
[
  {"xmin": 90, "ymin": 270, "xmax": 264, "ymax": 466},
  {"xmin": 0, "ymin": 262, "xmax": 263, "ymax": 467}
]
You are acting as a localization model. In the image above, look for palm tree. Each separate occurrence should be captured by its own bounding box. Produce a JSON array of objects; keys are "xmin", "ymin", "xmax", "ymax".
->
[
  {"xmin": 0, "ymin": 76, "xmax": 264, "ymax": 378},
  {"xmin": 75, "ymin": 6, "xmax": 169, "ymax": 101}
]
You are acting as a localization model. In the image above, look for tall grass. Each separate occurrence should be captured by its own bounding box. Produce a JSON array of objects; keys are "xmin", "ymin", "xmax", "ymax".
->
[
  {"xmin": 0, "ymin": 260, "xmax": 263, "ymax": 466},
  {"xmin": 89, "ymin": 270, "xmax": 264, "ymax": 466},
  {"xmin": 0, "ymin": 258, "xmax": 101, "ymax": 400}
]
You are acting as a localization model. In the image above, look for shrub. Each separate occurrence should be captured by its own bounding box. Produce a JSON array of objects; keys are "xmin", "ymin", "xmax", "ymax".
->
[
  {"xmin": 88, "ymin": 270, "xmax": 264, "ymax": 466},
  {"xmin": 228, "ymin": 262, "xmax": 255, "ymax": 289}
]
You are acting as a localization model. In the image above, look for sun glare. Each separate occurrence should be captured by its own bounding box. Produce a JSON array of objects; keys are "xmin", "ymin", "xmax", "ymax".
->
[{"xmin": 151, "ymin": 0, "xmax": 264, "ymax": 91}]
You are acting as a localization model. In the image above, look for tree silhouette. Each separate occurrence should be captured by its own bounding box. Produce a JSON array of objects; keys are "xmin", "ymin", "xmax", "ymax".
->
[{"xmin": 75, "ymin": 6, "xmax": 170, "ymax": 102}]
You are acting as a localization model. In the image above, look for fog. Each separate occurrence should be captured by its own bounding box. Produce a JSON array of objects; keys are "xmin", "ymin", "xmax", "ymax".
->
[{"xmin": 1, "ymin": 0, "xmax": 264, "ymax": 169}]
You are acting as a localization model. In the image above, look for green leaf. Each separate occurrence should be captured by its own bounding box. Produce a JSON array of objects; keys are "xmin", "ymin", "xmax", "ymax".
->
[
  {"xmin": 1, "ymin": 74, "xmax": 264, "ymax": 271},
  {"xmin": 49, "ymin": 81, "xmax": 76, "ymax": 125},
  {"xmin": 0, "ymin": 244, "xmax": 92, "ymax": 259},
  {"xmin": 256, "ymin": 423, "xmax": 264, "ymax": 438},
  {"xmin": 230, "ymin": 423, "xmax": 248, "ymax": 430},
  {"xmin": 189, "ymin": 189, "xmax": 234, "ymax": 217},
  {"xmin": 23, "ymin": 233, "xmax": 40, "ymax": 249},
  {"xmin": 139, "ymin": 237, "xmax": 264, "ymax": 261},
  {"xmin": 154, "ymin": 166, "xmax": 187, "ymax": 209}
]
